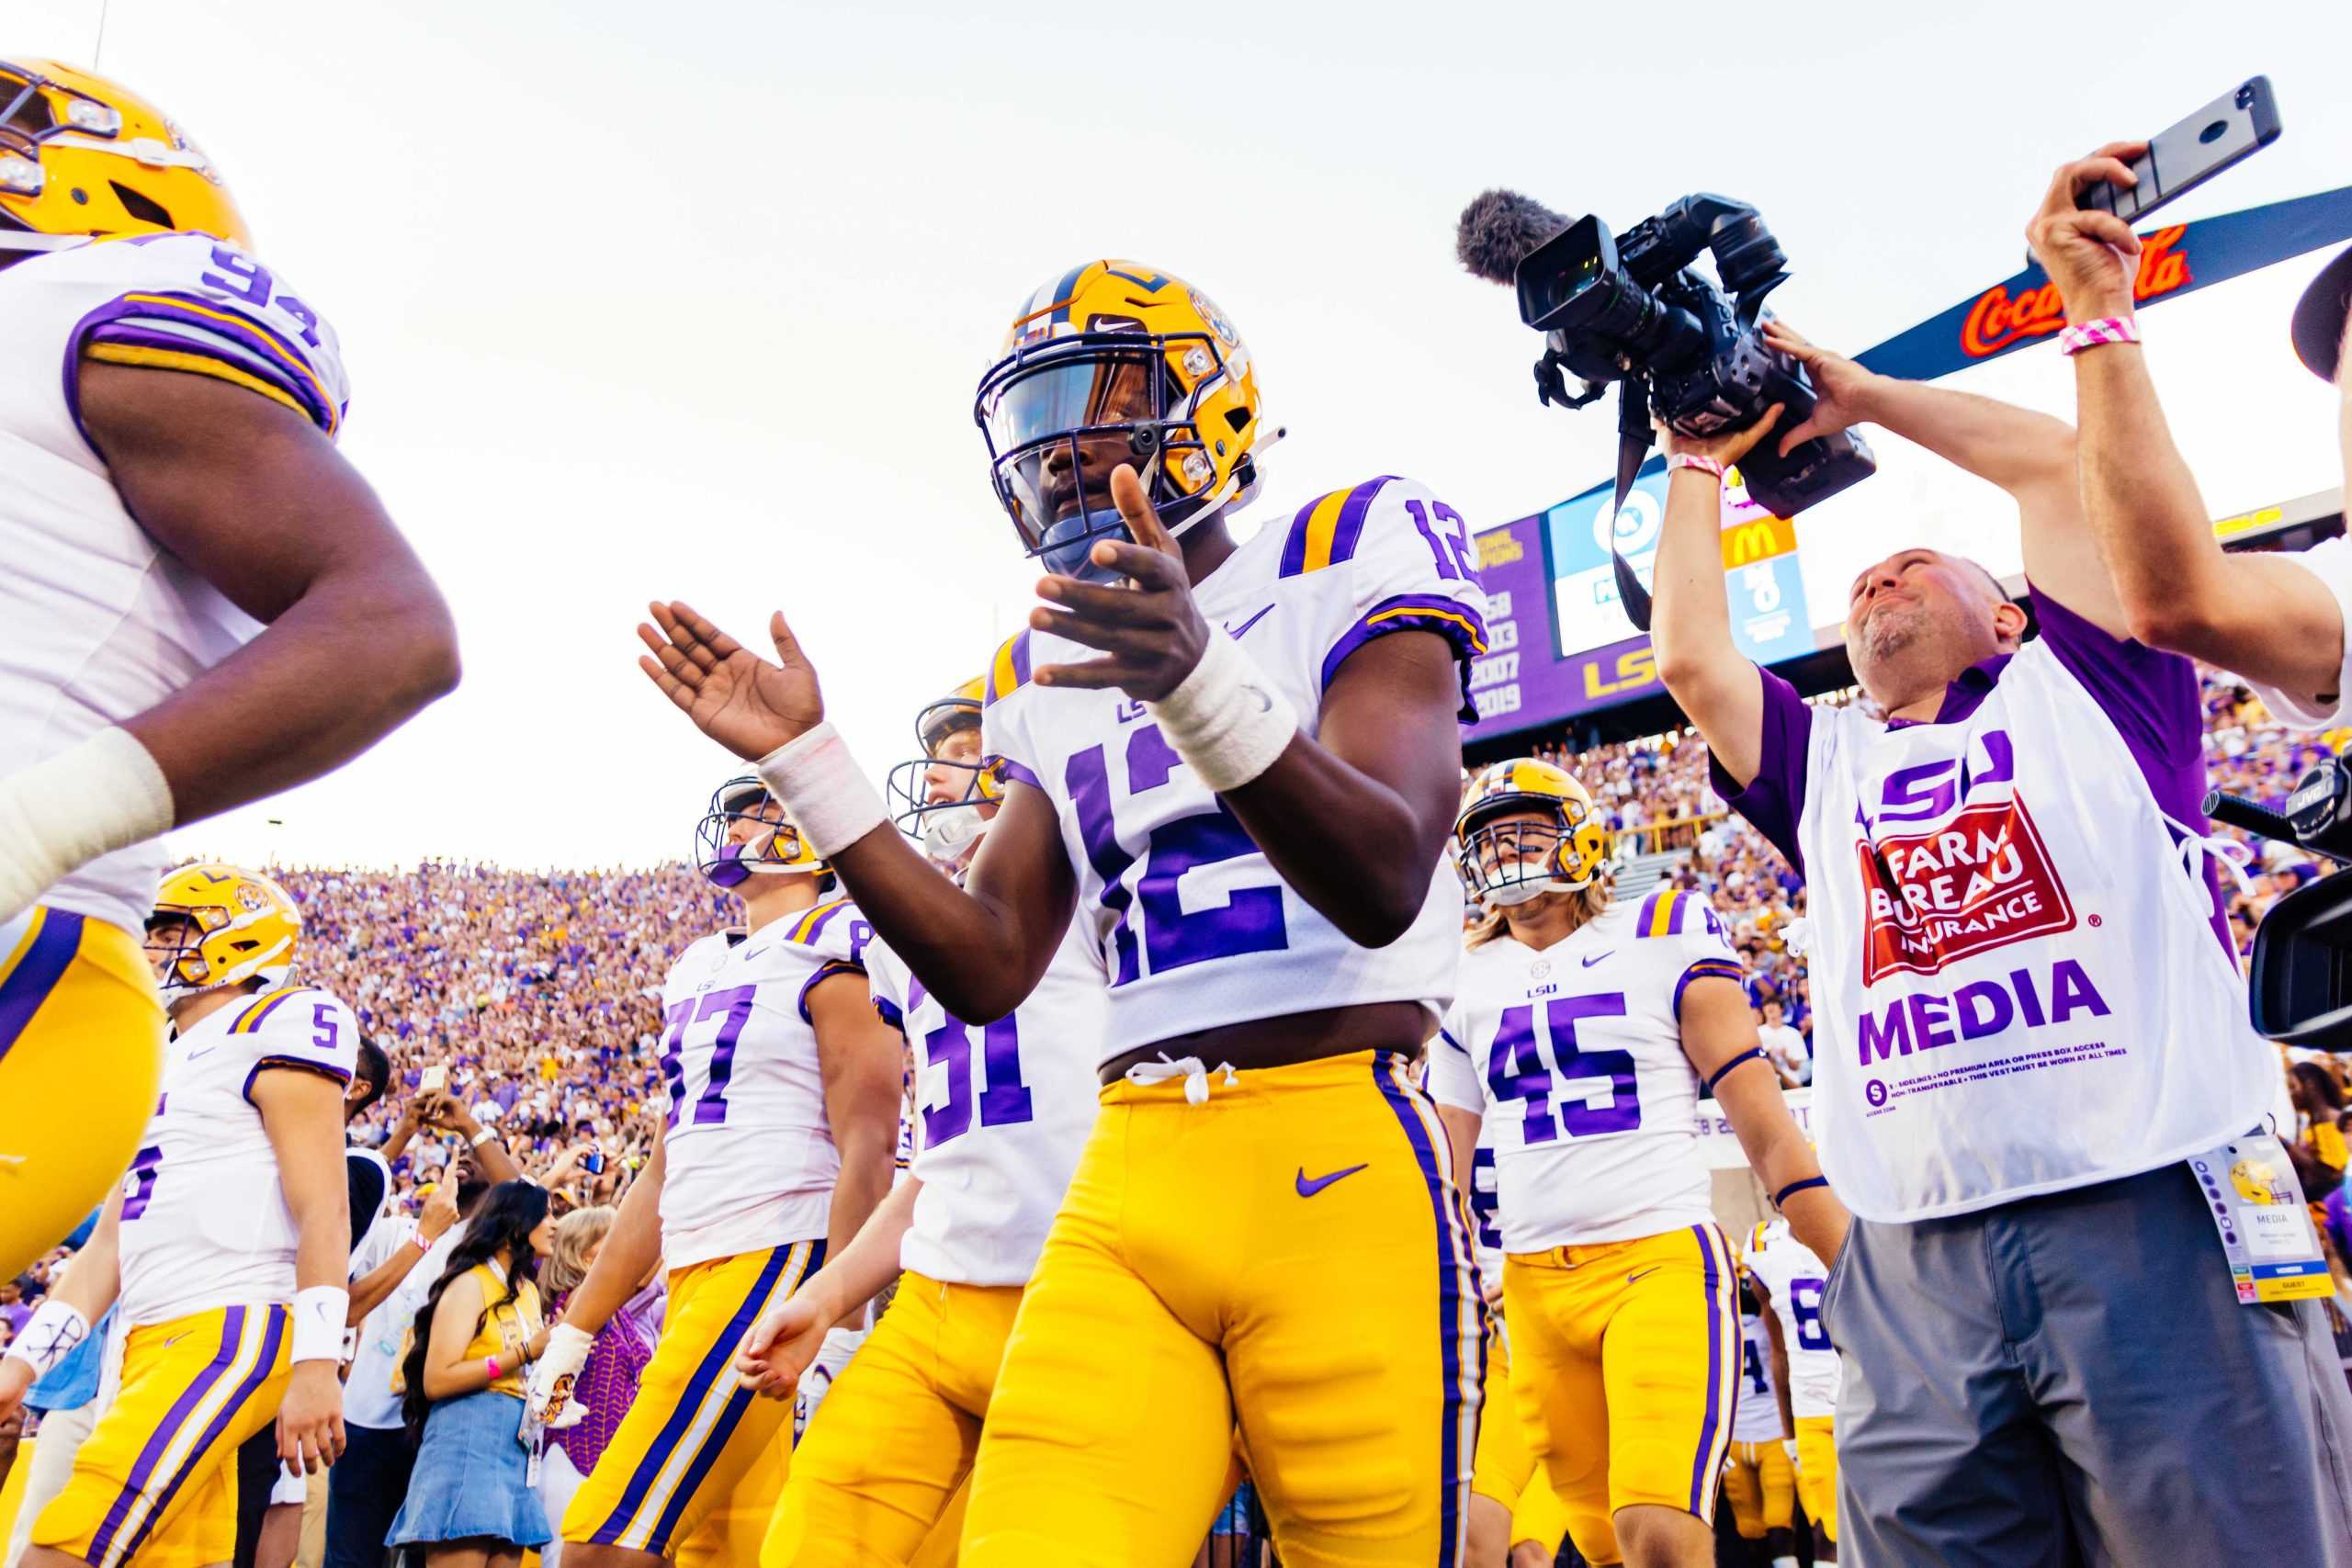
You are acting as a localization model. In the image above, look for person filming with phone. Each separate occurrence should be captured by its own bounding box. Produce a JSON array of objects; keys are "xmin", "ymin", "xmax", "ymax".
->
[
  {"xmin": 1646, "ymin": 219, "xmax": 2352, "ymax": 1558},
  {"xmin": 2030, "ymin": 137, "xmax": 2352, "ymax": 745}
]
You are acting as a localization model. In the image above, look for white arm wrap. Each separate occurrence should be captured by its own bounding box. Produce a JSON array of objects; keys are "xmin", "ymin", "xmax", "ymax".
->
[
  {"xmin": 290, "ymin": 1285, "xmax": 351, "ymax": 1364},
  {"xmin": 1147, "ymin": 629, "xmax": 1299, "ymax": 795},
  {"xmin": 2, "ymin": 1299, "xmax": 91, "ymax": 1381},
  {"xmin": 0, "ymin": 727, "xmax": 174, "ymax": 922},
  {"xmin": 753, "ymin": 723, "xmax": 888, "ymax": 857}
]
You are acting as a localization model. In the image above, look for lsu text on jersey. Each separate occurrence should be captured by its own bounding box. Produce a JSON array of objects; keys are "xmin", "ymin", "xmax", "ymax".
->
[
  {"xmin": 763, "ymin": 910, "xmax": 1105, "ymax": 1567},
  {"xmin": 560, "ymin": 901, "xmax": 869, "ymax": 1557},
  {"xmin": 0, "ymin": 227, "xmax": 347, "ymax": 1280},
  {"xmin": 1745, "ymin": 1218, "xmax": 1839, "ymax": 1545},
  {"xmin": 967, "ymin": 468, "xmax": 1490, "ymax": 1566},
  {"xmin": 1428, "ymin": 889, "xmax": 1747, "ymax": 1565},
  {"xmin": 34, "ymin": 980, "xmax": 357, "ymax": 1568}
]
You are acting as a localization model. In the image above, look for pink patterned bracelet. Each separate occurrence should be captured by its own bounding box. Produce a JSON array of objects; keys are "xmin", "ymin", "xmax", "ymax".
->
[{"xmin": 2059, "ymin": 315, "xmax": 2140, "ymax": 356}]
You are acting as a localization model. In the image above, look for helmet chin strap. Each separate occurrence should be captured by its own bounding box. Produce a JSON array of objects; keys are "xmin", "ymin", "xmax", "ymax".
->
[
  {"xmin": 923, "ymin": 804, "xmax": 986, "ymax": 864},
  {"xmin": 1481, "ymin": 872, "xmax": 1592, "ymax": 911}
]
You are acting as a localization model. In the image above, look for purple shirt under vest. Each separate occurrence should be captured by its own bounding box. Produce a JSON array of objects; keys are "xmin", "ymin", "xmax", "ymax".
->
[{"xmin": 1708, "ymin": 585, "xmax": 2230, "ymax": 957}]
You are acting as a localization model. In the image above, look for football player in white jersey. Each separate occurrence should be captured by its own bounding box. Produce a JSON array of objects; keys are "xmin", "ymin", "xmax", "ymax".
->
[
  {"xmin": 1428, "ymin": 761, "xmax": 1845, "ymax": 1568},
  {"xmin": 638, "ymin": 261, "xmax": 1490, "ymax": 1564},
  {"xmin": 0, "ymin": 863, "xmax": 356, "ymax": 1568},
  {"xmin": 0, "ymin": 60, "xmax": 458, "ymax": 1281},
  {"xmin": 523, "ymin": 780, "xmax": 901, "ymax": 1567},
  {"xmin": 741, "ymin": 676, "xmax": 1106, "ymax": 1567},
  {"xmin": 1722, "ymin": 1275, "xmax": 1799, "ymax": 1568},
  {"xmin": 1742, "ymin": 1219, "xmax": 1839, "ymax": 1562}
]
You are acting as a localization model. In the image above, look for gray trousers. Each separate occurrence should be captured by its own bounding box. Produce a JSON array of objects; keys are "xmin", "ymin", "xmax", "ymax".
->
[{"xmin": 1823, "ymin": 1162, "xmax": 2352, "ymax": 1567}]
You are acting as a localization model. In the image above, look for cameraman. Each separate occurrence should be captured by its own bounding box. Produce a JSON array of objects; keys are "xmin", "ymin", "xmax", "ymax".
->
[
  {"xmin": 2021, "ymin": 145, "xmax": 2352, "ymax": 733},
  {"xmin": 1648, "ymin": 328, "xmax": 2352, "ymax": 1563}
]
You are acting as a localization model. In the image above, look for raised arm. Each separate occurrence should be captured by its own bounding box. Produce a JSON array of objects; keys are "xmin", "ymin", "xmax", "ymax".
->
[
  {"xmin": 637, "ymin": 603, "xmax": 1074, "ymax": 1023},
  {"xmin": 345, "ymin": 1180, "xmax": 458, "ymax": 1327},
  {"xmin": 1765, "ymin": 317, "xmax": 2126, "ymax": 636},
  {"xmin": 1651, "ymin": 422, "xmax": 1778, "ymax": 787},
  {"xmin": 2022, "ymin": 144, "xmax": 2346, "ymax": 695}
]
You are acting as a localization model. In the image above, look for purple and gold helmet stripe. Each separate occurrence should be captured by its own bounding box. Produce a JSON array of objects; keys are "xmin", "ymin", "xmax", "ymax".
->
[{"xmin": 0, "ymin": 908, "xmax": 83, "ymax": 1066}]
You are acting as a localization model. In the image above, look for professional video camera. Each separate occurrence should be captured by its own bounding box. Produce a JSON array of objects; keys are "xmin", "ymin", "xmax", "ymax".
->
[
  {"xmin": 2208, "ymin": 759, "xmax": 2352, "ymax": 1051},
  {"xmin": 1458, "ymin": 189, "xmax": 1876, "ymax": 625}
]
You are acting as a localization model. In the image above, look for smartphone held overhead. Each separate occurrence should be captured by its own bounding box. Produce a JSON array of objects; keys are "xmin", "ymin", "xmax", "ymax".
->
[{"xmin": 2080, "ymin": 77, "xmax": 2282, "ymax": 225}]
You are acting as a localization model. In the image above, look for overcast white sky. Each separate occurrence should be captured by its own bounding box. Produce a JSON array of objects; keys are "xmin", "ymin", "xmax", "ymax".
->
[{"xmin": 17, "ymin": 0, "xmax": 2351, "ymax": 867}]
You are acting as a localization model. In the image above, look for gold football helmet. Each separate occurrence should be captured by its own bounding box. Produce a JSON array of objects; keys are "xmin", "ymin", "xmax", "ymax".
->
[
  {"xmin": 0, "ymin": 60, "xmax": 249, "ymax": 247},
  {"xmin": 1454, "ymin": 758, "xmax": 1612, "ymax": 909},
  {"xmin": 147, "ymin": 863, "xmax": 300, "ymax": 994}
]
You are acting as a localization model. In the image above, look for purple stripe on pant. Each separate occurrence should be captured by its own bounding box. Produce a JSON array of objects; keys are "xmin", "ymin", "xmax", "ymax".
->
[
  {"xmin": 0, "ymin": 908, "xmax": 83, "ymax": 1062},
  {"xmin": 1688, "ymin": 1225, "xmax": 1728, "ymax": 1515},
  {"xmin": 113, "ymin": 1305, "xmax": 287, "ymax": 1565},
  {"xmin": 88, "ymin": 1306, "xmax": 252, "ymax": 1563},
  {"xmin": 1372, "ymin": 1054, "xmax": 1483, "ymax": 1568}
]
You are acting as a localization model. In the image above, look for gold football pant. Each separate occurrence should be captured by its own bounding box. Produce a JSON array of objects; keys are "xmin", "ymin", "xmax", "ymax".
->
[
  {"xmin": 562, "ymin": 1239, "xmax": 822, "ymax": 1556},
  {"xmin": 0, "ymin": 907, "xmax": 163, "ymax": 1279},
  {"xmin": 1504, "ymin": 1224, "xmax": 1740, "ymax": 1566},
  {"xmin": 762, "ymin": 1271, "xmax": 1023, "ymax": 1567},
  {"xmin": 958, "ymin": 1050, "xmax": 1485, "ymax": 1567},
  {"xmin": 33, "ymin": 1305, "xmax": 290, "ymax": 1568},
  {"xmin": 1722, "ymin": 1439, "xmax": 1794, "ymax": 1538},
  {"xmin": 1793, "ymin": 1415, "xmax": 1837, "ymax": 1543}
]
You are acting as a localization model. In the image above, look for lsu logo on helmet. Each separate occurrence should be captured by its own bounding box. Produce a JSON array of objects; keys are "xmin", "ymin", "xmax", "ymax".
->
[
  {"xmin": 148, "ymin": 863, "xmax": 301, "ymax": 994},
  {"xmin": 0, "ymin": 59, "xmax": 249, "ymax": 246},
  {"xmin": 1454, "ymin": 758, "xmax": 1612, "ymax": 910},
  {"xmin": 974, "ymin": 260, "xmax": 1270, "ymax": 580}
]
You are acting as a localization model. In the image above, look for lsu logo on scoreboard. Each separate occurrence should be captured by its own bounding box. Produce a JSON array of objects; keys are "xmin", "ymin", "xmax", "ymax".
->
[{"xmin": 1857, "ymin": 794, "xmax": 2076, "ymax": 985}]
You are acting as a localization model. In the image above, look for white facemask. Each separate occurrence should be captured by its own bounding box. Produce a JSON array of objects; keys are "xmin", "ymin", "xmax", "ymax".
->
[{"xmin": 923, "ymin": 803, "xmax": 987, "ymax": 865}]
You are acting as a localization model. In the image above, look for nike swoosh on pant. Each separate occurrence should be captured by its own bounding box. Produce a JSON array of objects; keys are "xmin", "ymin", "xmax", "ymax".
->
[{"xmin": 1295, "ymin": 1163, "xmax": 1370, "ymax": 1198}]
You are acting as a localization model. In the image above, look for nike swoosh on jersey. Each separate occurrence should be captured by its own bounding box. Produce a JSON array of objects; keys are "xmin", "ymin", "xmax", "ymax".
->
[
  {"xmin": 1295, "ymin": 1163, "xmax": 1369, "ymax": 1198},
  {"xmin": 1580, "ymin": 952, "xmax": 1613, "ymax": 968},
  {"xmin": 1227, "ymin": 604, "xmax": 1276, "ymax": 639}
]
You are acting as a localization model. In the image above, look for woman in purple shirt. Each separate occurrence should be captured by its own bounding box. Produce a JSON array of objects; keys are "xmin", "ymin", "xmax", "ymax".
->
[{"xmin": 533, "ymin": 1207, "xmax": 663, "ymax": 1568}]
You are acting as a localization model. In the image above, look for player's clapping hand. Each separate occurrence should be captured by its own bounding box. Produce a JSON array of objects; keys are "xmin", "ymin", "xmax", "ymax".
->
[
  {"xmin": 277, "ymin": 1360, "xmax": 345, "ymax": 1473},
  {"xmin": 1031, "ymin": 464, "xmax": 1211, "ymax": 702},
  {"xmin": 733, "ymin": 1285, "xmax": 833, "ymax": 1401},
  {"xmin": 2025, "ymin": 141, "xmax": 2149, "ymax": 325},
  {"xmin": 637, "ymin": 601, "xmax": 826, "ymax": 761}
]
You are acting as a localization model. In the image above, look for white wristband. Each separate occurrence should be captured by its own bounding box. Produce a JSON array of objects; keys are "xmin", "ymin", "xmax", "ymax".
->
[
  {"xmin": 0, "ymin": 727, "xmax": 174, "ymax": 921},
  {"xmin": 1146, "ymin": 629, "xmax": 1298, "ymax": 795},
  {"xmin": 290, "ymin": 1285, "xmax": 350, "ymax": 1363},
  {"xmin": 753, "ymin": 723, "xmax": 888, "ymax": 857},
  {"xmin": 2, "ymin": 1299, "xmax": 91, "ymax": 1381}
]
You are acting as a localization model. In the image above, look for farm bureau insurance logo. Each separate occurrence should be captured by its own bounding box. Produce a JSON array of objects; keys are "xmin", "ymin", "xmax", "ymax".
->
[{"xmin": 1857, "ymin": 795, "xmax": 2076, "ymax": 985}]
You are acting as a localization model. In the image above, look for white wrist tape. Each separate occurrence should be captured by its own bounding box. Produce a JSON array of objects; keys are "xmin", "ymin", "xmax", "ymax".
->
[
  {"xmin": 1146, "ymin": 629, "xmax": 1298, "ymax": 795},
  {"xmin": 0, "ymin": 727, "xmax": 173, "ymax": 921},
  {"xmin": 290, "ymin": 1286, "xmax": 350, "ymax": 1363},
  {"xmin": 753, "ymin": 723, "xmax": 888, "ymax": 857},
  {"xmin": 2, "ymin": 1299, "xmax": 91, "ymax": 1380}
]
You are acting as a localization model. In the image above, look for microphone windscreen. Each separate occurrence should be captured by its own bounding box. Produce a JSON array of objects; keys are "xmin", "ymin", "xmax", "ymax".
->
[{"xmin": 1456, "ymin": 188, "xmax": 1573, "ymax": 285}]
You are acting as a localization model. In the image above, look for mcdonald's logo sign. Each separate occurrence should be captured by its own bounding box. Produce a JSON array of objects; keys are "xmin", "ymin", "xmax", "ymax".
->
[{"xmin": 1719, "ymin": 515, "xmax": 1796, "ymax": 570}]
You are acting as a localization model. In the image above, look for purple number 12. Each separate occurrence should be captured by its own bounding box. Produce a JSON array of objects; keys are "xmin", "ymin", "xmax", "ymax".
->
[{"xmin": 1485, "ymin": 992, "xmax": 1636, "ymax": 1145}]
